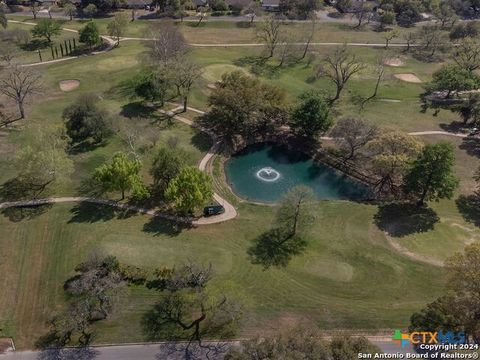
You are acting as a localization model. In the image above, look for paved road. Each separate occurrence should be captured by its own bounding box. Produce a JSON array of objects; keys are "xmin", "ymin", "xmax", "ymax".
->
[{"xmin": 0, "ymin": 340, "xmax": 415, "ymax": 359}]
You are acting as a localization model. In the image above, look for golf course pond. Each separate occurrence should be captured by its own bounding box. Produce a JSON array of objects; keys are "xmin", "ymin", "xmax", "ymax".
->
[{"xmin": 225, "ymin": 143, "xmax": 372, "ymax": 203}]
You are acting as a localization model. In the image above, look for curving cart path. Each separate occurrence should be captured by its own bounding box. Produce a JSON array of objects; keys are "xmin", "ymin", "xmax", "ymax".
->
[{"xmin": 0, "ymin": 106, "xmax": 237, "ymax": 225}]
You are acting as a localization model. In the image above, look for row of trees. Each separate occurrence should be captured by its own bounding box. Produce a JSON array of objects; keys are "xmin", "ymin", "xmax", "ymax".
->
[
  {"xmin": 40, "ymin": 251, "xmax": 380, "ymax": 359},
  {"xmin": 133, "ymin": 21, "xmax": 201, "ymax": 112},
  {"xmin": 60, "ymin": 92, "xmax": 213, "ymax": 214}
]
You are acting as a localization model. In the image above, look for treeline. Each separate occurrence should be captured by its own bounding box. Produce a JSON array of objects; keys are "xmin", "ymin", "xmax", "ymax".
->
[{"xmin": 36, "ymin": 251, "xmax": 382, "ymax": 359}]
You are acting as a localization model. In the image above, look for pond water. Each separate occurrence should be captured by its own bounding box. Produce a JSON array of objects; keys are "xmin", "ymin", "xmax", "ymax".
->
[{"xmin": 225, "ymin": 143, "xmax": 372, "ymax": 203}]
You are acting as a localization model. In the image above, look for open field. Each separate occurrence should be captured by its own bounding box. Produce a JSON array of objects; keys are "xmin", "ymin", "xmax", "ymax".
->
[
  {"xmin": 0, "ymin": 201, "xmax": 446, "ymax": 348},
  {"xmin": 7, "ymin": 14, "xmax": 412, "ymax": 44},
  {"xmin": 1, "ymin": 16, "xmax": 479, "ymax": 351}
]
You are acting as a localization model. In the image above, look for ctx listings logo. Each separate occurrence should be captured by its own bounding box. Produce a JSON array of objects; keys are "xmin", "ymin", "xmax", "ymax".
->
[{"xmin": 392, "ymin": 329, "xmax": 466, "ymax": 347}]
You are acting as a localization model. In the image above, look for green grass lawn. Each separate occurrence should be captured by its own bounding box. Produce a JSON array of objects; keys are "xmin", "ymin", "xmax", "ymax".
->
[
  {"xmin": 1, "ymin": 22, "xmax": 80, "ymax": 65},
  {"xmin": 0, "ymin": 201, "xmax": 447, "ymax": 348},
  {"xmin": 1, "ymin": 20, "xmax": 479, "ymax": 350},
  {"xmin": 7, "ymin": 14, "xmax": 412, "ymax": 44}
]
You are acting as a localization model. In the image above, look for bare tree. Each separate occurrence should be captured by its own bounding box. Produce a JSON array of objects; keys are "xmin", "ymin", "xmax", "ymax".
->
[
  {"xmin": 171, "ymin": 59, "xmax": 202, "ymax": 112},
  {"xmin": 0, "ymin": 40, "xmax": 18, "ymax": 65},
  {"xmin": 299, "ymin": 13, "xmax": 316, "ymax": 60},
  {"xmin": 256, "ymin": 16, "xmax": 283, "ymax": 58},
  {"xmin": 245, "ymin": 1, "xmax": 262, "ymax": 25},
  {"xmin": 145, "ymin": 21, "xmax": 188, "ymax": 66},
  {"xmin": 316, "ymin": 45, "xmax": 365, "ymax": 104},
  {"xmin": 0, "ymin": 64, "xmax": 42, "ymax": 119},
  {"xmin": 453, "ymin": 38, "xmax": 480, "ymax": 72},
  {"xmin": 361, "ymin": 56, "xmax": 386, "ymax": 109},
  {"xmin": 330, "ymin": 117, "xmax": 378, "ymax": 161},
  {"xmin": 277, "ymin": 32, "xmax": 296, "ymax": 67},
  {"xmin": 403, "ymin": 32, "xmax": 417, "ymax": 52},
  {"xmin": 352, "ymin": 1, "xmax": 373, "ymax": 29},
  {"xmin": 30, "ymin": 0, "xmax": 38, "ymax": 19},
  {"xmin": 196, "ymin": 6, "xmax": 208, "ymax": 26},
  {"xmin": 416, "ymin": 25, "xmax": 445, "ymax": 59}
]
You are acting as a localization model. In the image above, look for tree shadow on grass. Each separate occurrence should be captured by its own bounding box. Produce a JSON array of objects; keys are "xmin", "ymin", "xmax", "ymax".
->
[
  {"xmin": 20, "ymin": 39, "xmax": 49, "ymax": 51},
  {"xmin": 68, "ymin": 202, "xmax": 136, "ymax": 224},
  {"xmin": 36, "ymin": 347, "xmax": 99, "ymax": 360},
  {"xmin": 142, "ymin": 215, "xmax": 192, "ymax": 237},
  {"xmin": 0, "ymin": 177, "xmax": 53, "ymax": 222},
  {"xmin": 68, "ymin": 140, "xmax": 108, "ymax": 155},
  {"xmin": 459, "ymin": 136, "xmax": 480, "ymax": 158},
  {"xmin": 156, "ymin": 342, "xmax": 231, "ymax": 360},
  {"xmin": 248, "ymin": 228, "xmax": 308, "ymax": 269},
  {"xmin": 374, "ymin": 202, "xmax": 440, "ymax": 237},
  {"xmin": 120, "ymin": 101, "xmax": 160, "ymax": 119},
  {"xmin": 190, "ymin": 131, "xmax": 212, "ymax": 153},
  {"xmin": 456, "ymin": 194, "xmax": 480, "ymax": 227},
  {"xmin": 233, "ymin": 56, "xmax": 280, "ymax": 78}
]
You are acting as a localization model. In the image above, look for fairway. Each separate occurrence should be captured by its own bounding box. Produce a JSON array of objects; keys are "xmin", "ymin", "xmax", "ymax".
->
[
  {"xmin": 0, "ymin": 201, "xmax": 447, "ymax": 348},
  {"xmin": 1, "ymin": 12, "xmax": 480, "ymax": 352}
]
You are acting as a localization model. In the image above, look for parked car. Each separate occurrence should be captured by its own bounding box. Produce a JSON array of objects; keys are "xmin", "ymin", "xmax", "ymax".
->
[{"xmin": 203, "ymin": 205, "xmax": 225, "ymax": 217}]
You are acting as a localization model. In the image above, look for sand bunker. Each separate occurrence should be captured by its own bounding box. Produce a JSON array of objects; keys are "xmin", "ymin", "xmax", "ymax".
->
[
  {"xmin": 59, "ymin": 79, "xmax": 80, "ymax": 92},
  {"xmin": 394, "ymin": 73, "xmax": 422, "ymax": 83},
  {"xmin": 383, "ymin": 57, "xmax": 404, "ymax": 67}
]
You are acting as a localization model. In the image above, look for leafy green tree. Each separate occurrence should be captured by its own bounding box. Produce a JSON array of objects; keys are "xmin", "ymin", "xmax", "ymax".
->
[
  {"xmin": 31, "ymin": 19, "xmax": 62, "ymax": 44},
  {"xmin": 410, "ymin": 242, "xmax": 480, "ymax": 344},
  {"xmin": 79, "ymin": 21, "xmax": 100, "ymax": 50},
  {"xmin": 83, "ymin": 3, "xmax": 97, "ymax": 19},
  {"xmin": 164, "ymin": 166, "xmax": 213, "ymax": 215},
  {"xmin": 330, "ymin": 336, "xmax": 380, "ymax": 360},
  {"xmin": 199, "ymin": 71, "xmax": 288, "ymax": 145},
  {"xmin": 428, "ymin": 65, "xmax": 480, "ymax": 98},
  {"xmin": 449, "ymin": 22, "xmax": 479, "ymax": 41},
  {"xmin": 62, "ymin": 93, "xmax": 113, "ymax": 145},
  {"xmin": 393, "ymin": 0, "xmax": 422, "ymax": 27},
  {"xmin": 403, "ymin": 142, "xmax": 459, "ymax": 207},
  {"xmin": 93, "ymin": 152, "xmax": 149, "ymax": 200},
  {"xmin": 107, "ymin": 12, "xmax": 128, "ymax": 45},
  {"xmin": 444, "ymin": 241, "xmax": 480, "ymax": 343},
  {"xmin": 367, "ymin": 131, "xmax": 422, "ymax": 197},
  {"xmin": 14, "ymin": 123, "xmax": 74, "ymax": 197},
  {"xmin": 134, "ymin": 70, "xmax": 171, "ymax": 107},
  {"xmin": 409, "ymin": 295, "xmax": 460, "ymax": 333},
  {"xmin": 63, "ymin": 2, "xmax": 77, "ymax": 20},
  {"xmin": 150, "ymin": 147, "xmax": 189, "ymax": 193},
  {"xmin": 433, "ymin": 1, "xmax": 457, "ymax": 29},
  {"xmin": 289, "ymin": 91, "xmax": 332, "ymax": 139},
  {"xmin": 378, "ymin": 10, "xmax": 395, "ymax": 30}
]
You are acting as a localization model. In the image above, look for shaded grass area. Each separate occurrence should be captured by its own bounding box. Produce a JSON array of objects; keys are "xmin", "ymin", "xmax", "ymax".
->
[{"xmin": 0, "ymin": 202, "xmax": 446, "ymax": 348}]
